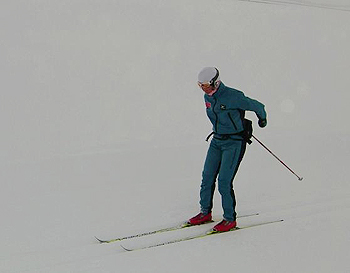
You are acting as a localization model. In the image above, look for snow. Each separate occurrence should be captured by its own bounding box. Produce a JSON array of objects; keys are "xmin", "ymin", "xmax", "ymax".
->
[{"xmin": 1, "ymin": 0, "xmax": 350, "ymax": 272}]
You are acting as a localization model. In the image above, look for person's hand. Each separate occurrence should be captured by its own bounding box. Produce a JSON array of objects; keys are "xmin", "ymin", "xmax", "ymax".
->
[{"xmin": 258, "ymin": 118, "xmax": 267, "ymax": 128}]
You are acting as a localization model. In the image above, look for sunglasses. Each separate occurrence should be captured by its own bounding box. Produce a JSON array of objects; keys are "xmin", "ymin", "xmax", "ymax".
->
[{"xmin": 197, "ymin": 81, "xmax": 212, "ymax": 88}]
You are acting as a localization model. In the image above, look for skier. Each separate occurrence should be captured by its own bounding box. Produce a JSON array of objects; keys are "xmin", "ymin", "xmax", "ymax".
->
[{"xmin": 188, "ymin": 67, "xmax": 267, "ymax": 232}]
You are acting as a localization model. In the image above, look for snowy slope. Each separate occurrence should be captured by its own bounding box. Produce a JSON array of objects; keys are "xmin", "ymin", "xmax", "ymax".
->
[{"xmin": 1, "ymin": 0, "xmax": 350, "ymax": 272}]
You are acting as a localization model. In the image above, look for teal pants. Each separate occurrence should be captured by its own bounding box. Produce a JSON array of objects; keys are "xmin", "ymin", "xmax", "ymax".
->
[{"xmin": 200, "ymin": 137, "xmax": 246, "ymax": 221}]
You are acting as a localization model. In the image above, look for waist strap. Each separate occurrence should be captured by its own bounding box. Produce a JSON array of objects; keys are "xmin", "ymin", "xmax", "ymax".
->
[{"xmin": 205, "ymin": 132, "xmax": 244, "ymax": 142}]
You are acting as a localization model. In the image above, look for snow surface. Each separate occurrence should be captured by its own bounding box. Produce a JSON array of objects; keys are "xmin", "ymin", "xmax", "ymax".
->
[{"xmin": 1, "ymin": 0, "xmax": 350, "ymax": 272}]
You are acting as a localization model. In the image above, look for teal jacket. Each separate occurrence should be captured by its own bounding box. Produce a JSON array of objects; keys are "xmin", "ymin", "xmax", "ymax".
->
[{"xmin": 204, "ymin": 82, "xmax": 267, "ymax": 135}]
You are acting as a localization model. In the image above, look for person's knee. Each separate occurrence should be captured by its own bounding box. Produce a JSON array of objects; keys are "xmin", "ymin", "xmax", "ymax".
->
[{"xmin": 218, "ymin": 182, "xmax": 231, "ymax": 195}]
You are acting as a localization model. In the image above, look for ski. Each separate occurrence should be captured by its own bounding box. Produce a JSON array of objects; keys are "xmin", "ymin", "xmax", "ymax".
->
[
  {"xmin": 95, "ymin": 212, "xmax": 259, "ymax": 244},
  {"xmin": 120, "ymin": 219, "xmax": 283, "ymax": 251}
]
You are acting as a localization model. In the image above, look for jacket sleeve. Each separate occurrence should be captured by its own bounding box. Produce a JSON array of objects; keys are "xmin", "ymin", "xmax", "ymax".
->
[{"xmin": 235, "ymin": 91, "xmax": 267, "ymax": 120}]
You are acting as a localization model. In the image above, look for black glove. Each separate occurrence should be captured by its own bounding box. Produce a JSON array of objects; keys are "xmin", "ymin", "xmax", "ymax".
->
[{"xmin": 258, "ymin": 118, "xmax": 267, "ymax": 128}]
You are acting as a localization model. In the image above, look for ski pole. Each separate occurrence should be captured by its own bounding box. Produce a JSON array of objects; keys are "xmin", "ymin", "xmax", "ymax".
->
[{"xmin": 252, "ymin": 134, "xmax": 303, "ymax": 181}]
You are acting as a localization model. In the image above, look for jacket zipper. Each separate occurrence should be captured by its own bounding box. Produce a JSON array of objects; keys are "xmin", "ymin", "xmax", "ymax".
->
[
  {"xmin": 228, "ymin": 113, "xmax": 238, "ymax": 130},
  {"xmin": 212, "ymin": 97, "xmax": 218, "ymax": 132}
]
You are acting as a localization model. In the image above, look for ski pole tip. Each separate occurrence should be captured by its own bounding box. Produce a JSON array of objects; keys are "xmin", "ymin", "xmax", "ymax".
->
[{"xmin": 298, "ymin": 177, "xmax": 304, "ymax": 181}]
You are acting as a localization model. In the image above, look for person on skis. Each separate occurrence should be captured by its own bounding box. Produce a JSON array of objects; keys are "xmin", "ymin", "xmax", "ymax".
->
[{"xmin": 188, "ymin": 67, "xmax": 267, "ymax": 232}]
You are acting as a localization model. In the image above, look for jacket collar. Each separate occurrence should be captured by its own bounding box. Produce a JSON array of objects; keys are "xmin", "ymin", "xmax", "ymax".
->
[
  {"xmin": 211, "ymin": 82, "xmax": 225, "ymax": 98},
  {"xmin": 204, "ymin": 82, "xmax": 226, "ymax": 100}
]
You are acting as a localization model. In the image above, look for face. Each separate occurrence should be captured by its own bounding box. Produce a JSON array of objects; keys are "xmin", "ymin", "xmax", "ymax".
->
[{"xmin": 198, "ymin": 82, "xmax": 215, "ymax": 95}]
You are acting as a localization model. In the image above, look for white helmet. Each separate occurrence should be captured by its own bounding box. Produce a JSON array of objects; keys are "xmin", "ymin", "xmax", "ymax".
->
[{"xmin": 198, "ymin": 67, "xmax": 220, "ymax": 87}]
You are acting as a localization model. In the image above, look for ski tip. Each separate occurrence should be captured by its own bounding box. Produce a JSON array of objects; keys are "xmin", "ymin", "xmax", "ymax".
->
[
  {"xmin": 95, "ymin": 236, "xmax": 103, "ymax": 243},
  {"xmin": 120, "ymin": 244, "xmax": 133, "ymax": 252},
  {"xmin": 95, "ymin": 236, "xmax": 108, "ymax": 244}
]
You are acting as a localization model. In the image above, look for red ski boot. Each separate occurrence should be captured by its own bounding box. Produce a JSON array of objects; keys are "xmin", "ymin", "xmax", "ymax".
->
[
  {"xmin": 213, "ymin": 220, "xmax": 237, "ymax": 232},
  {"xmin": 188, "ymin": 212, "xmax": 212, "ymax": 226}
]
